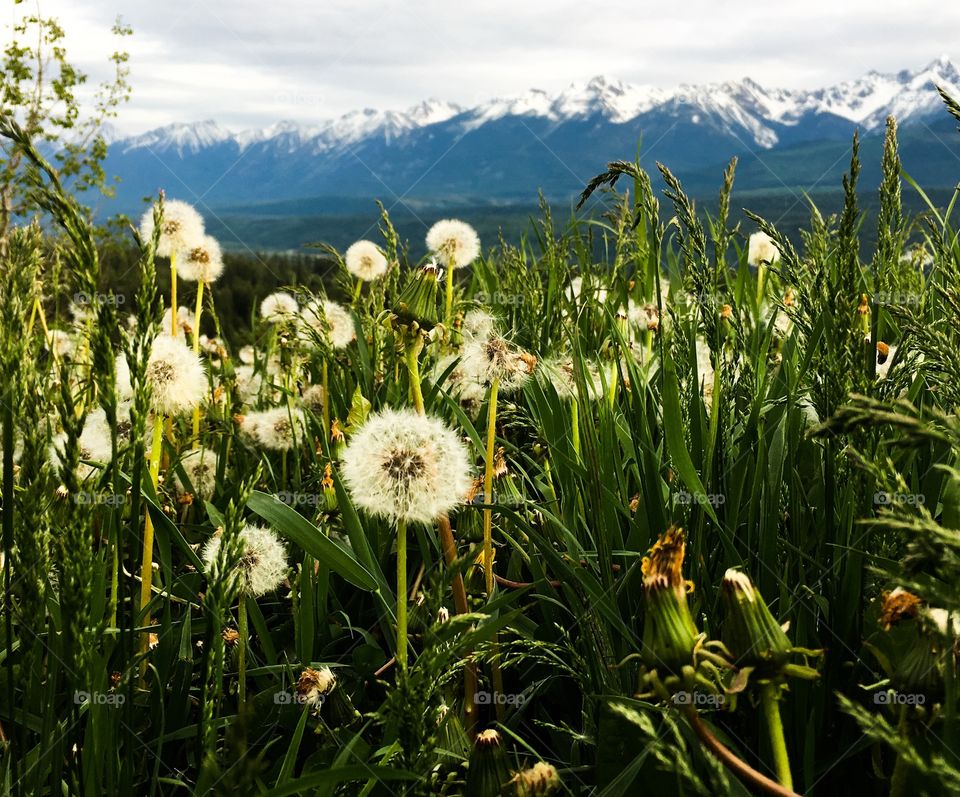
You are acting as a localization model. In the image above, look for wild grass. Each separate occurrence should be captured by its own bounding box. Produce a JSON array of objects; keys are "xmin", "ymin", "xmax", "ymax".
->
[{"xmin": 0, "ymin": 96, "xmax": 959, "ymax": 797}]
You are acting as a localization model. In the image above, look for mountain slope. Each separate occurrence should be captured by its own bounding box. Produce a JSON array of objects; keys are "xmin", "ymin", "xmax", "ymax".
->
[{"xmin": 99, "ymin": 58, "xmax": 960, "ymax": 213}]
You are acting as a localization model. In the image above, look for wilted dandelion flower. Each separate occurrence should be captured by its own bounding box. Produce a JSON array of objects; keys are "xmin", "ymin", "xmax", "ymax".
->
[
  {"xmin": 146, "ymin": 334, "xmax": 206, "ymax": 416},
  {"xmin": 245, "ymin": 407, "xmax": 305, "ymax": 451},
  {"xmin": 627, "ymin": 300, "xmax": 660, "ymax": 332},
  {"xmin": 296, "ymin": 666, "xmax": 337, "ymax": 710},
  {"xmin": 876, "ymin": 342, "xmax": 897, "ymax": 380},
  {"xmin": 340, "ymin": 408, "xmax": 473, "ymax": 525},
  {"xmin": 114, "ymin": 354, "xmax": 134, "ymax": 400},
  {"xmin": 50, "ymin": 409, "xmax": 114, "ymax": 480},
  {"xmin": 345, "ymin": 240, "xmax": 388, "ymax": 281},
  {"xmin": 426, "ymin": 219, "xmax": 480, "ymax": 268},
  {"xmin": 260, "ymin": 291, "xmax": 299, "ymax": 323},
  {"xmin": 747, "ymin": 231, "xmax": 781, "ymax": 267},
  {"xmin": 201, "ymin": 524, "xmax": 287, "ymax": 598},
  {"xmin": 174, "ymin": 447, "xmax": 219, "ymax": 499},
  {"xmin": 301, "ymin": 299, "xmax": 356, "ymax": 349},
  {"xmin": 177, "ymin": 235, "xmax": 224, "ymax": 283},
  {"xmin": 140, "ymin": 199, "xmax": 205, "ymax": 258}
]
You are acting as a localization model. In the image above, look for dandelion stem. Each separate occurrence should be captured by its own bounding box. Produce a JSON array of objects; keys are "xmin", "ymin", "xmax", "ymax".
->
[
  {"xmin": 444, "ymin": 257, "xmax": 455, "ymax": 327},
  {"xmin": 396, "ymin": 519, "xmax": 408, "ymax": 669},
  {"xmin": 890, "ymin": 704, "xmax": 911, "ymax": 797},
  {"xmin": 405, "ymin": 338, "xmax": 425, "ymax": 414},
  {"xmin": 353, "ymin": 278, "xmax": 363, "ymax": 304},
  {"xmin": 321, "ymin": 359, "xmax": 331, "ymax": 441},
  {"xmin": 237, "ymin": 596, "xmax": 248, "ymax": 706},
  {"xmin": 138, "ymin": 417, "xmax": 165, "ymax": 672},
  {"xmin": 170, "ymin": 250, "xmax": 178, "ymax": 337},
  {"xmin": 191, "ymin": 280, "xmax": 205, "ymax": 442},
  {"xmin": 483, "ymin": 379, "xmax": 499, "ymax": 596},
  {"xmin": 761, "ymin": 682, "xmax": 793, "ymax": 789}
]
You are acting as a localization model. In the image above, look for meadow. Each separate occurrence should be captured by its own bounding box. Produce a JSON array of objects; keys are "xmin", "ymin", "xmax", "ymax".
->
[{"xmin": 1, "ymin": 93, "xmax": 960, "ymax": 797}]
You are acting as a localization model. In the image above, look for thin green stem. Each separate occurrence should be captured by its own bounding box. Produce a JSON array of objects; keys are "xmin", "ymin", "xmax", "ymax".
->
[
  {"xmin": 444, "ymin": 258, "xmax": 455, "ymax": 326},
  {"xmin": 890, "ymin": 704, "xmax": 910, "ymax": 797},
  {"xmin": 139, "ymin": 417, "xmax": 165, "ymax": 674},
  {"xmin": 353, "ymin": 277, "xmax": 363, "ymax": 304},
  {"xmin": 483, "ymin": 379, "xmax": 499, "ymax": 597},
  {"xmin": 170, "ymin": 250, "xmax": 178, "ymax": 337},
  {"xmin": 396, "ymin": 519, "xmax": 408, "ymax": 669},
  {"xmin": 570, "ymin": 397, "xmax": 580, "ymax": 459},
  {"xmin": 321, "ymin": 359, "xmax": 331, "ymax": 441},
  {"xmin": 405, "ymin": 338, "xmax": 425, "ymax": 414},
  {"xmin": 761, "ymin": 682, "xmax": 793, "ymax": 790},
  {"xmin": 191, "ymin": 279, "xmax": 206, "ymax": 443}
]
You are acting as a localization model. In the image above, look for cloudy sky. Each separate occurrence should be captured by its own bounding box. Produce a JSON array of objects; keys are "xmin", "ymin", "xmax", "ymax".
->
[{"xmin": 9, "ymin": 0, "xmax": 959, "ymax": 133}]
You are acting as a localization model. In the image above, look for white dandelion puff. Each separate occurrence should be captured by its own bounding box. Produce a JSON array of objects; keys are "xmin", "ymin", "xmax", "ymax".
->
[
  {"xmin": 233, "ymin": 365, "xmax": 264, "ymax": 405},
  {"xmin": 238, "ymin": 345, "xmax": 255, "ymax": 365},
  {"xmin": 162, "ymin": 305, "xmax": 195, "ymax": 338},
  {"xmin": 537, "ymin": 356, "xmax": 603, "ymax": 402},
  {"xmin": 340, "ymin": 408, "xmax": 473, "ymax": 525},
  {"xmin": 260, "ymin": 291, "xmax": 299, "ymax": 323},
  {"xmin": 177, "ymin": 235, "xmax": 224, "ymax": 284},
  {"xmin": 460, "ymin": 309, "xmax": 497, "ymax": 342},
  {"xmin": 140, "ymin": 199, "xmax": 205, "ymax": 259},
  {"xmin": 46, "ymin": 329, "xmax": 75, "ymax": 359},
  {"xmin": 301, "ymin": 299, "xmax": 356, "ymax": 349},
  {"xmin": 146, "ymin": 334, "xmax": 207, "ymax": 416},
  {"xmin": 301, "ymin": 383, "xmax": 327, "ymax": 414},
  {"xmin": 115, "ymin": 354, "xmax": 133, "ymax": 400},
  {"xmin": 458, "ymin": 333, "xmax": 536, "ymax": 395},
  {"xmin": 433, "ymin": 352, "xmax": 486, "ymax": 407},
  {"xmin": 345, "ymin": 240, "xmax": 388, "ymax": 282},
  {"xmin": 175, "ymin": 447, "xmax": 219, "ymax": 499},
  {"xmin": 695, "ymin": 338, "xmax": 716, "ymax": 403},
  {"xmin": 747, "ymin": 232, "xmax": 781, "ymax": 267},
  {"xmin": 426, "ymin": 219, "xmax": 480, "ymax": 269},
  {"xmin": 201, "ymin": 524, "xmax": 287, "ymax": 598},
  {"xmin": 245, "ymin": 407, "xmax": 305, "ymax": 451}
]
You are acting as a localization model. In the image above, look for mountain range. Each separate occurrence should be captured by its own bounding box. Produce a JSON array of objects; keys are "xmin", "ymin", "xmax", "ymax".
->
[{"xmin": 96, "ymin": 57, "xmax": 960, "ymax": 248}]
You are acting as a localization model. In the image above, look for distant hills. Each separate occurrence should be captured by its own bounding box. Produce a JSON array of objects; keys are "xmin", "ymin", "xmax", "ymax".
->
[{"xmin": 96, "ymin": 57, "xmax": 960, "ymax": 251}]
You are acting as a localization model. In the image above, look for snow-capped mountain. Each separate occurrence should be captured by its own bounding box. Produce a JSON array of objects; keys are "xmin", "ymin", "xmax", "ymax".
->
[{"xmin": 102, "ymin": 58, "xmax": 960, "ymax": 209}]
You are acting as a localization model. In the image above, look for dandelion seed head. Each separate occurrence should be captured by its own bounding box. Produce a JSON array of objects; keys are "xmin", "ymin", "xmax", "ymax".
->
[
  {"xmin": 260, "ymin": 291, "xmax": 299, "ymax": 323},
  {"xmin": 345, "ymin": 240, "xmax": 388, "ymax": 282},
  {"xmin": 301, "ymin": 299, "xmax": 355, "ymax": 349},
  {"xmin": 426, "ymin": 219, "xmax": 480, "ymax": 269},
  {"xmin": 340, "ymin": 408, "xmax": 473, "ymax": 525},
  {"xmin": 146, "ymin": 334, "xmax": 206, "ymax": 416},
  {"xmin": 202, "ymin": 524, "xmax": 287, "ymax": 598},
  {"xmin": 245, "ymin": 407, "xmax": 305, "ymax": 451},
  {"xmin": 178, "ymin": 235, "xmax": 224, "ymax": 284},
  {"xmin": 747, "ymin": 231, "xmax": 781, "ymax": 267},
  {"xmin": 175, "ymin": 447, "xmax": 219, "ymax": 499},
  {"xmin": 140, "ymin": 200, "xmax": 205, "ymax": 258}
]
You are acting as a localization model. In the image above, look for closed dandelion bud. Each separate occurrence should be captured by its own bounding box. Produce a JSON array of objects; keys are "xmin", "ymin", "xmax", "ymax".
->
[
  {"xmin": 507, "ymin": 761, "xmax": 561, "ymax": 796},
  {"xmin": 856, "ymin": 294, "xmax": 870, "ymax": 337},
  {"xmin": 721, "ymin": 569, "xmax": 793, "ymax": 675},
  {"xmin": 641, "ymin": 527, "xmax": 700, "ymax": 673},
  {"xmin": 329, "ymin": 418, "xmax": 346, "ymax": 459},
  {"xmin": 321, "ymin": 463, "xmax": 337, "ymax": 512},
  {"xmin": 394, "ymin": 263, "xmax": 442, "ymax": 329},
  {"xmin": 466, "ymin": 729, "xmax": 511, "ymax": 797}
]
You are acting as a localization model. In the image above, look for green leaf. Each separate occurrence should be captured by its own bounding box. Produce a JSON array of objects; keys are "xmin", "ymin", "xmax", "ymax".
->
[{"xmin": 247, "ymin": 491, "xmax": 377, "ymax": 591}]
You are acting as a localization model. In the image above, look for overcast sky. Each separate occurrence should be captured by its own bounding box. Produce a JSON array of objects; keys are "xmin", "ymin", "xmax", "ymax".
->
[{"xmin": 8, "ymin": 0, "xmax": 959, "ymax": 133}]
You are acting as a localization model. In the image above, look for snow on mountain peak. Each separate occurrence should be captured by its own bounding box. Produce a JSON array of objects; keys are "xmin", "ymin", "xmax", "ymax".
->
[{"xmin": 116, "ymin": 57, "xmax": 960, "ymax": 156}]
